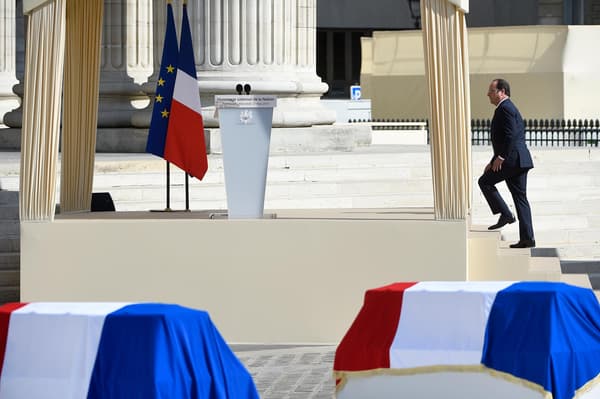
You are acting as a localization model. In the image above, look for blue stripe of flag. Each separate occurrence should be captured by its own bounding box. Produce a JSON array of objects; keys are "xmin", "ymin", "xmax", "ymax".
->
[
  {"xmin": 146, "ymin": 3, "xmax": 178, "ymax": 157},
  {"xmin": 177, "ymin": 4, "xmax": 198, "ymax": 79}
]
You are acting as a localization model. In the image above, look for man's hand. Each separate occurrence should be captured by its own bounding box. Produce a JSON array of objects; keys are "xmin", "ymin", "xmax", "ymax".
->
[
  {"xmin": 484, "ymin": 163, "xmax": 492, "ymax": 172},
  {"xmin": 491, "ymin": 157, "xmax": 504, "ymax": 172}
]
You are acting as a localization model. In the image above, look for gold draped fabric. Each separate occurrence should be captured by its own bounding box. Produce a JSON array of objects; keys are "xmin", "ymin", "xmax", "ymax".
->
[
  {"xmin": 60, "ymin": 0, "xmax": 103, "ymax": 213},
  {"xmin": 421, "ymin": 0, "xmax": 472, "ymax": 220},
  {"xmin": 20, "ymin": 0, "xmax": 103, "ymax": 220},
  {"xmin": 19, "ymin": 0, "xmax": 66, "ymax": 221}
]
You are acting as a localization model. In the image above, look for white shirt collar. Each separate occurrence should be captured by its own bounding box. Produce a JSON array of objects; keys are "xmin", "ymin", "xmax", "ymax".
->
[{"xmin": 496, "ymin": 97, "xmax": 509, "ymax": 108}]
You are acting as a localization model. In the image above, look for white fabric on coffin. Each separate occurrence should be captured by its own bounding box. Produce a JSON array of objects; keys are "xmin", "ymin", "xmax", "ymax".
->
[
  {"xmin": 0, "ymin": 303, "xmax": 129, "ymax": 399},
  {"xmin": 389, "ymin": 281, "xmax": 513, "ymax": 368}
]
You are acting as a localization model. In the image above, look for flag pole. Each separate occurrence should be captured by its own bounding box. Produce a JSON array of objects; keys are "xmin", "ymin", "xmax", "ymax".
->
[
  {"xmin": 185, "ymin": 173, "xmax": 190, "ymax": 211},
  {"xmin": 148, "ymin": 0, "xmax": 179, "ymax": 212},
  {"xmin": 166, "ymin": 161, "xmax": 171, "ymax": 211}
]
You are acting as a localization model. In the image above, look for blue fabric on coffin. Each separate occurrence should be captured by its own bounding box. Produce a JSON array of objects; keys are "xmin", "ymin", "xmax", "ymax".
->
[
  {"xmin": 482, "ymin": 282, "xmax": 600, "ymax": 399},
  {"xmin": 87, "ymin": 304, "xmax": 259, "ymax": 399}
]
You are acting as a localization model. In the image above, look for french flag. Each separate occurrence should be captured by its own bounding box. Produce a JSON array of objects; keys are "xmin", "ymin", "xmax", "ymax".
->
[
  {"xmin": 0, "ymin": 303, "xmax": 258, "ymax": 399},
  {"xmin": 335, "ymin": 281, "xmax": 600, "ymax": 399},
  {"xmin": 163, "ymin": 3, "xmax": 208, "ymax": 180}
]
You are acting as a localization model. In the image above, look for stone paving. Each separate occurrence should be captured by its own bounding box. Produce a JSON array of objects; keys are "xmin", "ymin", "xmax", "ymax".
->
[{"xmin": 232, "ymin": 345, "xmax": 337, "ymax": 399}]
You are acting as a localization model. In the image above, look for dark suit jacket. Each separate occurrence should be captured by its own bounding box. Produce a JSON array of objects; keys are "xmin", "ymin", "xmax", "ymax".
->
[{"xmin": 490, "ymin": 98, "xmax": 533, "ymax": 169}]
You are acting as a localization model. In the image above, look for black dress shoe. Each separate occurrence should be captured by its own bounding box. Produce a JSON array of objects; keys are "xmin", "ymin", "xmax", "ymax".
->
[
  {"xmin": 488, "ymin": 214, "xmax": 516, "ymax": 230},
  {"xmin": 509, "ymin": 240, "xmax": 536, "ymax": 248}
]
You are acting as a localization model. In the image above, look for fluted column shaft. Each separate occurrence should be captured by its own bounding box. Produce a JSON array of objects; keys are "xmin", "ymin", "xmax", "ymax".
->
[
  {"xmin": 196, "ymin": 0, "xmax": 315, "ymax": 74},
  {"xmin": 136, "ymin": 0, "xmax": 333, "ymax": 128},
  {"xmin": 195, "ymin": 0, "xmax": 331, "ymax": 125},
  {"xmin": 0, "ymin": 0, "xmax": 20, "ymax": 126},
  {"xmin": 98, "ymin": 0, "xmax": 153, "ymax": 127}
]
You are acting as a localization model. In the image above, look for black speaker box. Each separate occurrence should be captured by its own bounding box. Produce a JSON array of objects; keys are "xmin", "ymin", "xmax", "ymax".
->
[{"xmin": 91, "ymin": 192, "xmax": 116, "ymax": 212}]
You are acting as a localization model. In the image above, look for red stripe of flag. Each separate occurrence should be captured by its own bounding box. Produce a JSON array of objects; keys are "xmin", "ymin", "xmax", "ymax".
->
[
  {"xmin": 164, "ymin": 99, "xmax": 208, "ymax": 179},
  {"xmin": 334, "ymin": 282, "xmax": 417, "ymax": 373},
  {"xmin": 0, "ymin": 303, "xmax": 28, "ymax": 376}
]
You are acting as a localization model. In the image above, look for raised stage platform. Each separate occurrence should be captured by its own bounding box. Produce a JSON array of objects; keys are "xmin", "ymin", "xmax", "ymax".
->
[{"xmin": 20, "ymin": 208, "xmax": 587, "ymax": 344}]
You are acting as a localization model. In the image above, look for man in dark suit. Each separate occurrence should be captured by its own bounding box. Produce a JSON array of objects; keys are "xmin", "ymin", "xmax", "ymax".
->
[{"xmin": 478, "ymin": 78, "xmax": 535, "ymax": 248}]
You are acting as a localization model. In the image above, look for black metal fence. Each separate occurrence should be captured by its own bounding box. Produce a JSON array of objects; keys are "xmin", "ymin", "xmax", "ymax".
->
[{"xmin": 350, "ymin": 118, "xmax": 600, "ymax": 147}]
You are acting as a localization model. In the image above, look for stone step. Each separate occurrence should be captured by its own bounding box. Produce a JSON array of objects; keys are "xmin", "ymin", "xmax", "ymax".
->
[
  {"xmin": 0, "ymin": 178, "xmax": 19, "ymax": 192},
  {"xmin": 560, "ymin": 260, "xmax": 600, "ymax": 274},
  {"xmin": 527, "ymin": 257, "xmax": 562, "ymax": 282},
  {"xmin": 587, "ymin": 274, "xmax": 600, "ymax": 290},
  {"xmin": 0, "ymin": 204, "xmax": 19, "ymax": 220},
  {"xmin": 2, "ymin": 151, "xmax": 597, "ymax": 183},
  {"xmin": 0, "ymin": 253, "xmax": 19, "ymax": 270},
  {"xmin": 499, "ymin": 228, "xmax": 600, "ymax": 246},
  {"xmin": 0, "ymin": 190, "xmax": 18, "ymax": 205},
  {"xmin": 1, "ymin": 146, "xmax": 598, "ymax": 171},
  {"xmin": 0, "ymin": 221, "xmax": 19, "ymax": 236},
  {"xmin": 91, "ymin": 166, "xmax": 432, "ymax": 187},
  {"xmin": 2, "ymin": 165, "xmax": 598, "ymax": 198},
  {"xmin": 560, "ymin": 273, "xmax": 592, "ymax": 289},
  {"xmin": 0, "ymin": 270, "xmax": 19, "ymax": 287},
  {"xmin": 0, "ymin": 287, "xmax": 19, "ymax": 304},
  {"xmin": 475, "ymin": 215, "xmax": 596, "ymax": 239},
  {"xmin": 524, "ymin": 147, "xmax": 600, "ymax": 162},
  {"xmin": 561, "ymin": 260, "xmax": 600, "ymax": 290},
  {"xmin": 87, "ymin": 152, "xmax": 435, "ymax": 175},
  {"xmin": 104, "ymin": 179, "xmax": 435, "ymax": 204},
  {"xmin": 530, "ymin": 247, "xmax": 559, "ymax": 257},
  {"xmin": 114, "ymin": 193, "xmax": 438, "ymax": 212},
  {"xmin": 101, "ymin": 182, "xmax": 598, "ymax": 208},
  {"xmin": 0, "ymin": 236, "xmax": 19, "ymax": 252},
  {"xmin": 558, "ymin": 246, "xmax": 600, "ymax": 260},
  {"xmin": 1, "ymin": 147, "xmax": 598, "ymax": 260},
  {"xmin": 471, "ymin": 226, "xmax": 597, "ymax": 266},
  {"xmin": 473, "ymin": 200, "xmax": 600, "ymax": 217}
]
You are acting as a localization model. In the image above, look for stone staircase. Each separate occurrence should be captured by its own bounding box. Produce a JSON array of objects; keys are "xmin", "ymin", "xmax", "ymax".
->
[
  {"xmin": 0, "ymin": 190, "xmax": 19, "ymax": 303},
  {"xmin": 468, "ymin": 227, "xmax": 592, "ymax": 289},
  {"xmin": 531, "ymin": 247, "xmax": 600, "ymax": 299},
  {"xmin": 87, "ymin": 146, "xmax": 599, "ymax": 262},
  {"xmin": 471, "ymin": 148, "xmax": 600, "ymax": 260},
  {"xmin": 0, "ymin": 145, "xmax": 598, "ymax": 300}
]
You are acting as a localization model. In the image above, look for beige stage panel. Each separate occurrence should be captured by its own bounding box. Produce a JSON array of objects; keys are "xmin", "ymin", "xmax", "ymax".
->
[{"xmin": 21, "ymin": 208, "xmax": 468, "ymax": 344}]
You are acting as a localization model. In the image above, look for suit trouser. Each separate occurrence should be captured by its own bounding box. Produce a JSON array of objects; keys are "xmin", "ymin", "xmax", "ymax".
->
[{"xmin": 478, "ymin": 166, "xmax": 534, "ymax": 241}]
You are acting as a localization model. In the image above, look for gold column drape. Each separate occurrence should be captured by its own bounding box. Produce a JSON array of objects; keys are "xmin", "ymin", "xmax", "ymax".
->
[
  {"xmin": 19, "ymin": 0, "xmax": 66, "ymax": 221},
  {"xmin": 421, "ymin": 0, "xmax": 472, "ymax": 220},
  {"xmin": 60, "ymin": 0, "xmax": 104, "ymax": 213}
]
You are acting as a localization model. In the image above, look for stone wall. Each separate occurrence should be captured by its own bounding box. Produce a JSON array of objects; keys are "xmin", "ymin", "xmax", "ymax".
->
[{"xmin": 361, "ymin": 25, "xmax": 600, "ymax": 120}]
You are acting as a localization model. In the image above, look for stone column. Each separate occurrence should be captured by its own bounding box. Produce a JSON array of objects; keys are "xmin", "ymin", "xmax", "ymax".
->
[
  {"xmin": 98, "ymin": 0, "xmax": 153, "ymax": 127},
  {"xmin": 0, "ymin": 0, "xmax": 20, "ymax": 128},
  {"xmin": 196, "ymin": 0, "xmax": 334, "ymax": 127},
  {"xmin": 134, "ymin": 0, "xmax": 334, "ymax": 128}
]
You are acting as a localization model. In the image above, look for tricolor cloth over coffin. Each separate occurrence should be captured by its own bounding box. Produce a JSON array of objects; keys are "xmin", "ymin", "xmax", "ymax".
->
[
  {"xmin": 0, "ymin": 303, "xmax": 258, "ymax": 399},
  {"xmin": 334, "ymin": 281, "xmax": 600, "ymax": 399}
]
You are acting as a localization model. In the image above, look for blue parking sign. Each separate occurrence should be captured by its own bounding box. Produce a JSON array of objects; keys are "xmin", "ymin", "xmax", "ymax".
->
[{"xmin": 350, "ymin": 85, "xmax": 361, "ymax": 100}]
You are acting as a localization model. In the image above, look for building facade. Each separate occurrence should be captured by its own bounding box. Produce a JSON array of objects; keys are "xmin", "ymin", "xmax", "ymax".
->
[
  {"xmin": 317, "ymin": 0, "xmax": 598, "ymax": 98},
  {"xmin": 1, "ymin": 0, "xmax": 599, "ymax": 142}
]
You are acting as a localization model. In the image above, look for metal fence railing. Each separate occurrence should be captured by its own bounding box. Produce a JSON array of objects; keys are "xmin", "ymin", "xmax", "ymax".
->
[
  {"xmin": 349, "ymin": 118, "xmax": 600, "ymax": 147},
  {"xmin": 349, "ymin": 119, "xmax": 427, "ymax": 131}
]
